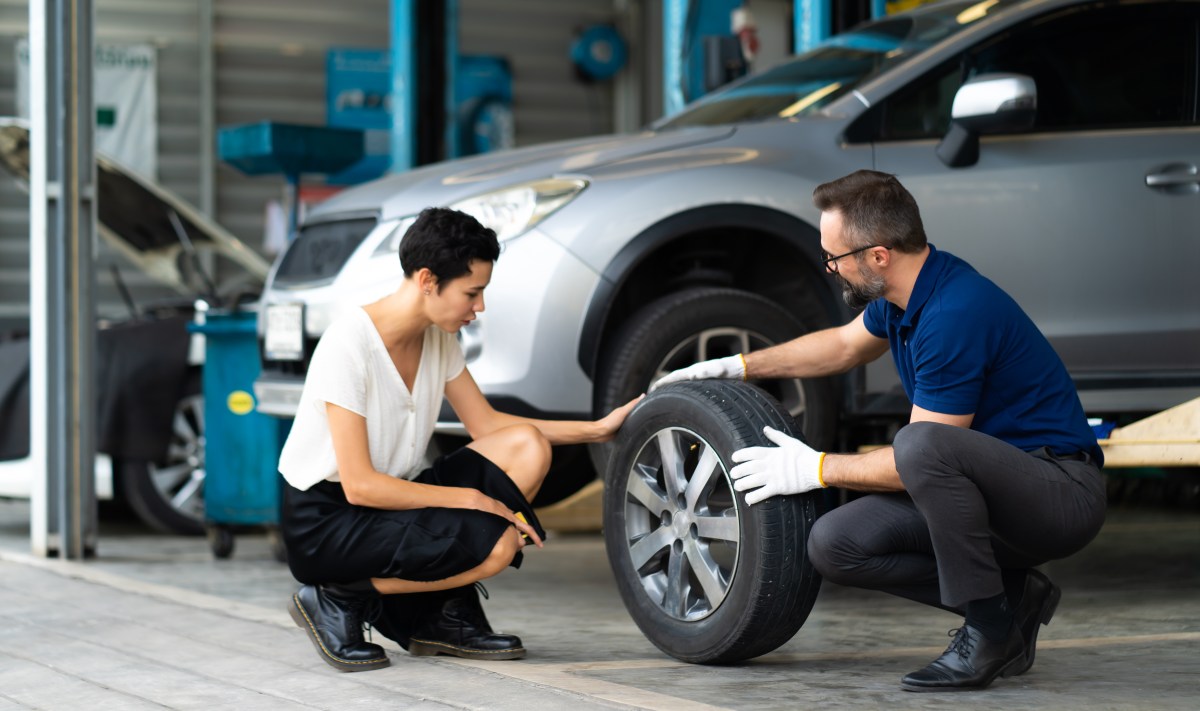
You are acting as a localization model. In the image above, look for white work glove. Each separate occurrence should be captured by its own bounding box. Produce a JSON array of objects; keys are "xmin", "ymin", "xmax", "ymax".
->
[
  {"xmin": 730, "ymin": 426, "xmax": 826, "ymax": 505},
  {"xmin": 650, "ymin": 354, "xmax": 746, "ymax": 392}
]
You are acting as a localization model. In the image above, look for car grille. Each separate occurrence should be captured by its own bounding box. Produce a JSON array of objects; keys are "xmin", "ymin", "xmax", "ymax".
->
[{"xmin": 272, "ymin": 217, "xmax": 377, "ymax": 286}]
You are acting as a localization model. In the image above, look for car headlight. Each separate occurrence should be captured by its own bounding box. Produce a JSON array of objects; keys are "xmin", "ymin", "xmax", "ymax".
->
[
  {"xmin": 371, "ymin": 177, "xmax": 587, "ymax": 258},
  {"xmin": 450, "ymin": 177, "xmax": 588, "ymax": 242}
]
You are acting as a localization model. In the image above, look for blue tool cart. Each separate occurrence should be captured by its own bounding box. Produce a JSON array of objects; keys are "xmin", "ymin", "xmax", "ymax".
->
[{"xmin": 189, "ymin": 309, "xmax": 288, "ymax": 560}]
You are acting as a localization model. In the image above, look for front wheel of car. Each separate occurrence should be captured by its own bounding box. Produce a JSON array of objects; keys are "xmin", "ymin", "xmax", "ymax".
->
[
  {"xmin": 604, "ymin": 380, "xmax": 823, "ymax": 663},
  {"xmin": 592, "ymin": 287, "xmax": 837, "ymax": 476},
  {"xmin": 115, "ymin": 393, "xmax": 206, "ymax": 535}
]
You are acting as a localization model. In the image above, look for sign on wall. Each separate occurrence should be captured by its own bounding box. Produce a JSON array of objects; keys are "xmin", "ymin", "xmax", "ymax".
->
[{"xmin": 16, "ymin": 40, "xmax": 158, "ymax": 180}]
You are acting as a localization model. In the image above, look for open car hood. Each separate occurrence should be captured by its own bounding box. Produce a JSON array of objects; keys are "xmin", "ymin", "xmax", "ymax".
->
[{"xmin": 0, "ymin": 117, "xmax": 269, "ymax": 299}]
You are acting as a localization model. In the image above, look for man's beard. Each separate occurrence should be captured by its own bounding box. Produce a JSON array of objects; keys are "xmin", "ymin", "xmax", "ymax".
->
[{"xmin": 839, "ymin": 262, "xmax": 887, "ymax": 309}]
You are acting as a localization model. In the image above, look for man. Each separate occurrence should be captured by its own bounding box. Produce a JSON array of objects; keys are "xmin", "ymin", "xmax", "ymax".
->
[{"xmin": 652, "ymin": 170, "xmax": 1106, "ymax": 691}]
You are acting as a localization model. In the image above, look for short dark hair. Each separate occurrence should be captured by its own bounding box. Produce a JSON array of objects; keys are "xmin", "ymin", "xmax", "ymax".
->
[
  {"xmin": 812, "ymin": 170, "xmax": 927, "ymax": 253},
  {"xmin": 399, "ymin": 207, "xmax": 500, "ymax": 289}
]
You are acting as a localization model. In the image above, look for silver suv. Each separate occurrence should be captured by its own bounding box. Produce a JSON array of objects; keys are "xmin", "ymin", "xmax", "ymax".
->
[{"xmin": 256, "ymin": 0, "xmax": 1200, "ymax": 497}]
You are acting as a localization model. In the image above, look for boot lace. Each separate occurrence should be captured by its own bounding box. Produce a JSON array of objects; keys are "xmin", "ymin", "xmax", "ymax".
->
[{"xmin": 342, "ymin": 593, "xmax": 383, "ymax": 643}]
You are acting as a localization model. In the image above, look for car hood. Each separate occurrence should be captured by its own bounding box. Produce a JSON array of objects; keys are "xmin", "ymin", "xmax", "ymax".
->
[
  {"xmin": 0, "ymin": 117, "xmax": 269, "ymax": 299},
  {"xmin": 307, "ymin": 126, "xmax": 737, "ymax": 221}
]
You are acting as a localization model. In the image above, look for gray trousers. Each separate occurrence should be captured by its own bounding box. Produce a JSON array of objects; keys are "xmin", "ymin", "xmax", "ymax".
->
[{"xmin": 807, "ymin": 421, "xmax": 1106, "ymax": 610}]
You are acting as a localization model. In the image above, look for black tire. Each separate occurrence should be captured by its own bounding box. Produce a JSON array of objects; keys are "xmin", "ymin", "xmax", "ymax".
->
[
  {"xmin": 115, "ymin": 393, "xmax": 206, "ymax": 536},
  {"xmin": 592, "ymin": 287, "xmax": 837, "ymax": 476},
  {"xmin": 603, "ymin": 380, "xmax": 822, "ymax": 664}
]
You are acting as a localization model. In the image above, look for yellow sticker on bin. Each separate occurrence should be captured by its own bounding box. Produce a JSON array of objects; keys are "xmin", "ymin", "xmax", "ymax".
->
[{"xmin": 227, "ymin": 390, "xmax": 255, "ymax": 415}]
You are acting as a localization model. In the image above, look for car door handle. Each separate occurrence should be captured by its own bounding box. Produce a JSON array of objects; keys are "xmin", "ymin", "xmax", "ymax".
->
[{"xmin": 1145, "ymin": 164, "xmax": 1199, "ymax": 189}]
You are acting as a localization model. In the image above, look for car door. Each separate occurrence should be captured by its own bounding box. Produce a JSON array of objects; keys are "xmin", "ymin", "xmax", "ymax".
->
[{"xmin": 857, "ymin": 0, "xmax": 1200, "ymax": 410}]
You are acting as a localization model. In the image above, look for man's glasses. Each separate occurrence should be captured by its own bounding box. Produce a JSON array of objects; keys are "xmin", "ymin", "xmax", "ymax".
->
[{"xmin": 821, "ymin": 244, "xmax": 888, "ymax": 273}]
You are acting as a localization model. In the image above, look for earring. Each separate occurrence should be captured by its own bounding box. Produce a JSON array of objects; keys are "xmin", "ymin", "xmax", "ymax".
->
[{"xmin": 423, "ymin": 288, "xmax": 431, "ymax": 295}]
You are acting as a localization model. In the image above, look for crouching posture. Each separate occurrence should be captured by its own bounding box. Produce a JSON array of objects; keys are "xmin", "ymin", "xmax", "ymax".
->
[
  {"xmin": 278, "ymin": 207, "xmax": 639, "ymax": 672},
  {"xmin": 655, "ymin": 170, "xmax": 1106, "ymax": 691}
]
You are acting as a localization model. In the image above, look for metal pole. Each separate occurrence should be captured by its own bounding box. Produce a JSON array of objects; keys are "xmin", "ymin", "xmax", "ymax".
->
[
  {"xmin": 443, "ymin": 0, "xmax": 459, "ymax": 159},
  {"xmin": 199, "ymin": 0, "xmax": 215, "ymax": 216},
  {"xmin": 663, "ymin": 0, "xmax": 688, "ymax": 117},
  {"xmin": 794, "ymin": 0, "xmax": 831, "ymax": 55},
  {"xmin": 390, "ymin": 0, "xmax": 415, "ymax": 172},
  {"xmin": 29, "ymin": 0, "xmax": 98, "ymax": 559},
  {"xmin": 613, "ymin": 0, "xmax": 643, "ymax": 133}
]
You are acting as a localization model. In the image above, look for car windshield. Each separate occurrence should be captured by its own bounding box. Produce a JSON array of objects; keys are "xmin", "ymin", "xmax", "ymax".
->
[{"xmin": 657, "ymin": 0, "xmax": 1021, "ymax": 129}]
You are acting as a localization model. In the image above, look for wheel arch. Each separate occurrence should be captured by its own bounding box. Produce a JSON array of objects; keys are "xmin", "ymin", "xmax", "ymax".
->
[{"xmin": 577, "ymin": 204, "xmax": 844, "ymax": 382}]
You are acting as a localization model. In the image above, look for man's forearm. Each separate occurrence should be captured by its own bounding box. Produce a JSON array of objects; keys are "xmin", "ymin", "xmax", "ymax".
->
[
  {"xmin": 822, "ymin": 446, "xmax": 905, "ymax": 492},
  {"xmin": 744, "ymin": 328, "xmax": 858, "ymax": 380}
]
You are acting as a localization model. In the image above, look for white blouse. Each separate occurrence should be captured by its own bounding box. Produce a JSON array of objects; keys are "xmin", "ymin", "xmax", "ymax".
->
[{"xmin": 278, "ymin": 307, "xmax": 465, "ymax": 491}]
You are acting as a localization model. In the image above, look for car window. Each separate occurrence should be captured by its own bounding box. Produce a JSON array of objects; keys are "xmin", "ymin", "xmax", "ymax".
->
[{"xmin": 859, "ymin": 0, "xmax": 1198, "ymax": 141}]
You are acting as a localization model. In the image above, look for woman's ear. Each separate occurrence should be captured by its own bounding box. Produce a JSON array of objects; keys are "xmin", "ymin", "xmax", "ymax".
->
[{"xmin": 417, "ymin": 268, "xmax": 438, "ymax": 296}]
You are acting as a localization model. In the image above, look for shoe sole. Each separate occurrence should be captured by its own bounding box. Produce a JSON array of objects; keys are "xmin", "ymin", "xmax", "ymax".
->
[
  {"xmin": 408, "ymin": 637, "xmax": 526, "ymax": 660},
  {"xmin": 288, "ymin": 594, "xmax": 391, "ymax": 672},
  {"xmin": 1000, "ymin": 580, "xmax": 1062, "ymax": 678},
  {"xmin": 902, "ymin": 654, "xmax": 1027, "ymax": 692}
]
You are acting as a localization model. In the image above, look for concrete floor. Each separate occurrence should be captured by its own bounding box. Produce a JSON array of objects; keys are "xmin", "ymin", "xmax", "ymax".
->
[{"xmin": 1, "ymin": 495, "xmax": 1198, "ymax": 710}]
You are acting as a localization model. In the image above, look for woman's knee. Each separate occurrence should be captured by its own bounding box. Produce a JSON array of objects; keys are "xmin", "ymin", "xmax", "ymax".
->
[{"xmin": 504, "ymin": 423, "xmax": 552, "ymax": 473}]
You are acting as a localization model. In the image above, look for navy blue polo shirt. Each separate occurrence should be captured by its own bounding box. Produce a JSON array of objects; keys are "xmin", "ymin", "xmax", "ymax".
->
[{"xmin": 862, "ymin": 245, "xmax": 1102, "ymax": 464}]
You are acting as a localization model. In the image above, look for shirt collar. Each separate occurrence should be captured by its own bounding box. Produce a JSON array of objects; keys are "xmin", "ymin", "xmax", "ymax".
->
[{"xmin": 897, "ymin": 244, "xmax": 944, "ymax": 328}]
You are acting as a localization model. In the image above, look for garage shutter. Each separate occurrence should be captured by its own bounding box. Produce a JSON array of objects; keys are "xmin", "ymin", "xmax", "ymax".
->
[
  {"xmin": 0, "ymin": 0, "xmax": 619, "ymax": 329},
  {"xmin": 459, "ymin": 0, "xmax": 616, "ymax": 146}
]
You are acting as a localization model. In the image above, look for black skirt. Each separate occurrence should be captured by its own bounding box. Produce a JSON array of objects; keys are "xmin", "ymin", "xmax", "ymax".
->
[{"xmin": 282, "ymin": 446, "xmax": 546, "ymax": 585}]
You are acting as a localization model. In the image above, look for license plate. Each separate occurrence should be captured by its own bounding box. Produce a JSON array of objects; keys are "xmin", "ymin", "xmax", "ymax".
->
[{"xmin": 264, "ymin": 303, "xmax": 304, "ymax": 361}]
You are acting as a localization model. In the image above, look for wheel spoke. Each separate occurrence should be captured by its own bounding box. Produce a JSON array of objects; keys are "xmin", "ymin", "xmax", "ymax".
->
[
  {"xmin": 683, "ymin": 443, "xmax": 721, "ymax": 511},
  {"xmin": 654, "ymin": 431, "xmax": 686, "ymax": 502},
  {"xmin": 695, "ymin": 513, "xmax": 739, "ymax": 543},
  {"xmin": 664, "ymin": 546, "xmax": 688, "ymax": 618},
  {"xmin": 739, "ymin": 330, "xmax": 753, "ymax": 354},
  {"xmin": 629, "ymin": 527, "xmax": 673, "ymax": 570},
  {"xmin": 173, "ymin": 409, "xmax": 198, "ymax": 442},
  {"xmin": 150, "ymin": 462, "xmax": 194, "ymax": 489},
  {"xmin": 170, "ymin": 475, "xmax": 204, "ymax": 512},
  {"xmin": 684, "ymin": 538, "xmax": 726, "ymax": 605},
  {"xmin": 627, "ymin": 465, "xmax": 670, "ymax": 516}
]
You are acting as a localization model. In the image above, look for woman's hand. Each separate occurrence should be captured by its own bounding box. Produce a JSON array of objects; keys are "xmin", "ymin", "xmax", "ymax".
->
[
  {"xmin": 465, "ymin": 490, "xmax": 544, "ymax": 548},
  {"xmin": 593, "ymin": 395, "xmax": 644, "ymax": 442}
]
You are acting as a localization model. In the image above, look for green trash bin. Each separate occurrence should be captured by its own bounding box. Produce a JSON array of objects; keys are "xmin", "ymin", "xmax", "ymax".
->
[{"xmin": 189, "ymin": 309, "xmax": 288, "ymax": 560}]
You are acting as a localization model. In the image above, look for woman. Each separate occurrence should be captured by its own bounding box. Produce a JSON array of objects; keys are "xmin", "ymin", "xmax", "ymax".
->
[{"xmin": 279, "ymin": 207, "xmax": 639, "ymax": 672}]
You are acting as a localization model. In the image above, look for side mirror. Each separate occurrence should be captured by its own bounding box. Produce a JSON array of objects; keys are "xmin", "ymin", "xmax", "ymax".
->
[{"xmin": 937, "ymin": 73, "xmax": 1037, "ymax": 168}]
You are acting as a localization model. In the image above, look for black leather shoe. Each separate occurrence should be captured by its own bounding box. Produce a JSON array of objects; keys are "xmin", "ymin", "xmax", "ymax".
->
[
  {"xmin": 408, "ymin": 584, "xmax": 525, "ymax": 660},
  {"xmin": 1001, "ymin": 568, "xmax": 1061, "ymax": 677},
  {"xmin": 288, "ymin": 584, "xmax": 390, "ymax": 672},
  {"xmin": 901, "ymin": 624, "xmax": 1025, "ymax": 692}
]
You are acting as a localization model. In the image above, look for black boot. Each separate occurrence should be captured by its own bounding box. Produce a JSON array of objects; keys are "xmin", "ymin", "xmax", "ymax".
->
[
  {"xmin": 1001, "ymin": 569, "xmax": 1061, "ymax": 677},
  {"xmin": 288, "ymin": 583, "xmax": 390, "ymax": 672},
  {"xmin": 900, "ymin": 624, "xmax": 1025, "ymax": 692},
  {"xmin": 408, "ymin": 584, "xmax": 525, "ymax": 660}
]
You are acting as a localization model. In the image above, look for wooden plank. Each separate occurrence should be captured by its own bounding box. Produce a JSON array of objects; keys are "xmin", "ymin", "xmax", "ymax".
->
[{"xmin": 1099, "ymin": 397, "xmax": 1200, "ymax": 467}]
